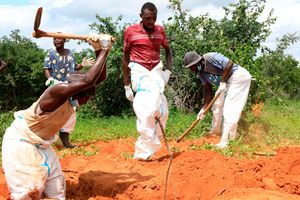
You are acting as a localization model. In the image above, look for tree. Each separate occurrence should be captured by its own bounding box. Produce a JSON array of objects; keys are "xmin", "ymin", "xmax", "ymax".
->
[
  {"xmin": 0, "ymin": 30, "xmax": 45, "ymax": 111},
  {"xmin": 255, "ymin": 33, "xmax": 300, "ymax": 100}
]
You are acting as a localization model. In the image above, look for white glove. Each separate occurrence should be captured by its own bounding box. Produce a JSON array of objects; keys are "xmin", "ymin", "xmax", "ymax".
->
[
  {"xmin": 124, "ymin": 85, "xmax": 134, "ymax": 102},
  {"xmin": 216, "ymin": 82, "xmax": 227, "ymax": 94},
  {"xmin": 152, "ymin": 109, "xmax": 162, "ymax": 118},
  {"xmin": 197, "ymin": 108, "xmax": 205, "ymax": 120},
  {"xmin": 162, "ymin": 69, "xmax": 171, "ymax": 85},
  {"xmin": 87, "ymin": 33, "xmax": 113, "ymax": 50},
  {"xmin": 81, "ymin": 57, "xmax": 95, "ymax": 67},
  {"xmin": 99, "ymin": 34, "xmax": 113, "ymax": 50},
  {"xmin": 45, "ymin": 77, "xmax": 60, "ymax": 87},
  {"xmin": 87, "ymin": 33, "xmax": 102, "ymax": 51}
]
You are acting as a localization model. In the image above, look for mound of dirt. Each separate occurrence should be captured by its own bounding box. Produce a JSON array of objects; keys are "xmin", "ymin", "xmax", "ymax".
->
[{"xmin": 1, "ymin": 136, "xmax": 300, "ymax": 200}]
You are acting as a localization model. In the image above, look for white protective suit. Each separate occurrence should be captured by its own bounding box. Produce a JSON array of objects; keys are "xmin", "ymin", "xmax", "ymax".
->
[
  {"xmin": 129, "ymin": 61, "xmax": 169, "ymax": 160},
  {"xmin": 211, "ymin": 66, "xmax": 252, "ymax": 146},
  {"xmin": 2, "ymin": 111, "xmax": 65, "ymax": 200}
]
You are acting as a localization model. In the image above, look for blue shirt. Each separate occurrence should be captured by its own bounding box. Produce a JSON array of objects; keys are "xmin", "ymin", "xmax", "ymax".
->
[
  {"xmin": 43, "ymin": 49, "xmax": 76, "ymax": 82},
  {"xmin": 198, "ymin": 52, "xmax": 239, "ymax": 86}
]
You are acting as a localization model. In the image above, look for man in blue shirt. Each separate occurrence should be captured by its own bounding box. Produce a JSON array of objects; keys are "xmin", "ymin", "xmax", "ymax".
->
[{"xmin": 183, "ymin": 51, "xmax": 252, "ymax": 148}]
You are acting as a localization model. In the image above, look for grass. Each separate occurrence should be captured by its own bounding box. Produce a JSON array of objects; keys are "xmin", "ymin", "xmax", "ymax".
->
[
  {"xmin": 71, "ymin": 115, "xmax": 137, "ymax": 142},
  {"xmin": 255, "ymin": 100, "xmax": 300, "ymax": 147},
  {"xmin": 57, "ymin": 144, "xmax": 101, "ymax": 158},
  {"xmin": 120, "ymin": 152, "xmax": 133, "ymax": 160},
  {"xmin": 71, "ymin": 108, "xmax": 211, "ymax": 143},
  {"xmin": 226, "ymin": 99, "xmax": 300, "ymax": 157},
  {"xmin": 166, "ymin": 109, "xmax": 211, "ymax": 139}
]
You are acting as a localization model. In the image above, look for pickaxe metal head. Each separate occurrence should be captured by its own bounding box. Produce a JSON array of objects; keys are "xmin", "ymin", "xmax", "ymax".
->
[
  {"xmin": 34, "ymin": 7, "xmax": 43, "ymax": 31},
  {"xmin": 33, "ymin": 7, "xmax": 45, "ymax": 38}
]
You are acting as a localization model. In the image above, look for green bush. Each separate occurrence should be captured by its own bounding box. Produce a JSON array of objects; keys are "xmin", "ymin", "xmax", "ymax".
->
[
  {"xmin": 0, "ymin": 111, "xmax": 14, "ymax": 147},
  {"xmin": 0, "ymin": 30, "xmax": 46, "ymax": 111}
]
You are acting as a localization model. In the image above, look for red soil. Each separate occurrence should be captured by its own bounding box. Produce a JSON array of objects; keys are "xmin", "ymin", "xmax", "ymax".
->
[{"xmin": 1, "ymin": 135, "xmax": 300, "ymax": 200}]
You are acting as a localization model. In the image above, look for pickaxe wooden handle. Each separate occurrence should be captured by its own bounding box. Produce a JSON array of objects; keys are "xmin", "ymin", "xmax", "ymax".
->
[
  {"xmin": 176, "ymin": 92, "xmax": 222, "ymax": 143},
  {"xmin": 32, "ymin": 29, "xmax": 116, "ymax": 42},
  {"xmin": 32, "ymin": 30, "xmax": 108, "ymax": 41},
  {"xmin": 32, "ymin": 7, "xmax": 116, "ymax": 42}
]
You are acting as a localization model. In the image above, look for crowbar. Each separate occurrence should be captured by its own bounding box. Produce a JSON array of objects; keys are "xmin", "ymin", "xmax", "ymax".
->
[
  {"xmin": 176, "ymin": 92, "xmax": 222, "ymax": 143},
  {"xmin": 155, "ymin": 117, "xmax": 174, "ymax": 200},
  {"xmin": 32, "ymin": 7, "xmax": 116, "ymax": 42}
]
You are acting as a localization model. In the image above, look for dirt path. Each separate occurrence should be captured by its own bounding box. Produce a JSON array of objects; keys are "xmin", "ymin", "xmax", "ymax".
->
[{"xmin": 1, "ymin": 135, "xmax": 300, "ymax": 200}]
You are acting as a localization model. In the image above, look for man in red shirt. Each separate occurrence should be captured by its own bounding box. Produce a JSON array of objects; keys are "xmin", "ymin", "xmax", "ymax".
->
[{"xmin": 122, "ymin": 2, "xmax": 172, "ymax": 161}]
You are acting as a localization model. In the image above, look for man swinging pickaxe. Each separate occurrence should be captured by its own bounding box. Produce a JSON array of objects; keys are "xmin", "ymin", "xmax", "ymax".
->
[{"xmin": 32, "ymin": 7, "xmax": 116, "ymax": 42}]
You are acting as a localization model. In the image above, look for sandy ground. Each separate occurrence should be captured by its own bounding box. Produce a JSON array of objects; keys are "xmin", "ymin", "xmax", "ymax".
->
[{"xmin": 1, "ymin": 135, "xmax": 300, "ymax": 200}]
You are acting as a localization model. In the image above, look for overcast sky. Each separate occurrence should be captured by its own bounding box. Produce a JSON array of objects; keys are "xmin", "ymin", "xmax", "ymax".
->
[{"xmin": 0, "ymin": 0, "xmax": 299, "ymax": 62}]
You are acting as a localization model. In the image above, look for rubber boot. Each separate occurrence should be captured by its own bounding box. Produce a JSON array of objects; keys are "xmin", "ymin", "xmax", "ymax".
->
[{"xmin": 59, "ymin": 132, "xmax": 76, "ymax": 148}]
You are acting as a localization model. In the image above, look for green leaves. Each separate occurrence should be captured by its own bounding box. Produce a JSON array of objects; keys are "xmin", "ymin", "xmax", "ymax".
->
[
  {"xmin": 0, "ymin": 30, "xmax": 45, "ymax": 111},
  {"xmin": 254, "ymin": 33, "xmax": 300, "ymax": 101}
]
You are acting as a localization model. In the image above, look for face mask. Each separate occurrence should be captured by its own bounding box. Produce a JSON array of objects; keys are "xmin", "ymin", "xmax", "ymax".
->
[
  {"xmin": 69, "ymin": 97, "xmax": 80, "ymax": 108},
  {"xmin": 196, "ymin": 63, "xmax": 203, "ymax": 73}
]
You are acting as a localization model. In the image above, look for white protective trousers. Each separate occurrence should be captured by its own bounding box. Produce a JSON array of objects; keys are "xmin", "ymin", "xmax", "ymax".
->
[
  {"xmin": 60, "ymin": 111, "xmax": 76, "ymax": 133},
  {"xmin": 2, "ymin": 111, "xmax": 65, "ymax": 200},
  {"xmin": 129, "ymin": 61, "xmax": 168, "ymax": 160},
  {"xmin": 211, "ymin": 66, "xmax": 252, "ymax": 143}
]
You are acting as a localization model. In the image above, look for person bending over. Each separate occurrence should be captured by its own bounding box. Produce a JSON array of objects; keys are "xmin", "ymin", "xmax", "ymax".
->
[
  {"xmin": 2, "ymin": 33, "xmax": 113, "ymax": 199},
  {"xmin": 183, "ymin": 51, "xmax": 252, "ymax": 148}
]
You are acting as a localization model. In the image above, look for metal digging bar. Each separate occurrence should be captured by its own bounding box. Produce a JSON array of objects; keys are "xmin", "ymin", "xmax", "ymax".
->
[{"xmin": 155, "ymin": 117, "xmax": 175, "ymax": 200}]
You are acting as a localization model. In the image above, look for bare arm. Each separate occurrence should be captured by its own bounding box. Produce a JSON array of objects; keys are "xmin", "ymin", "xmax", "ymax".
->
[
  {"xmin": 40, "ymin": 49, "xmax": 110, "ymax": 112},
  {"xmin": 44, "ymin": 69, "xmax": 51, "ymax": 79},
  {"xmin": 95, "ymin": 63, "xmax": 107, "ymax": 85},
  {"xmin": 94, "ymin": 50, "xmax": 107, "ymax": 85},
  {"xmin": 75, "ymin": 63, "xmax": 83, "ymax": 71},
  {"xmin": 221, "ymin": 60, "xmax": 234, "ymax": 83},
  {"xmin": 122, "ymin": 50, "xmax": 131, "ymax": 86},
  {"xmin": 164, "ymin": 46, "xmax": 173, "ymax": 71}
]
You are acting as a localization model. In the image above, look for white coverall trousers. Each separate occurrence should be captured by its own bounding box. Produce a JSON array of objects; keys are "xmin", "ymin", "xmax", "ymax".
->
[
  {"xmin": 211, "ymin": 66, "xmax": 252, "ymax": 146},
  {"xmin": 129, "ymin": 61, "xmax": 169, "ymax": 160},
  {"xmin": 2, "ymin": 112, "xmax": 65, "ymax": 200},
  {"xmin": 60, "ymin": 111, "xmax": 76, "ymax": 133}
]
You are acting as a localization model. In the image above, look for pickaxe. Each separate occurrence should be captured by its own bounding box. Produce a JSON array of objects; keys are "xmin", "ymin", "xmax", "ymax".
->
[
  {"xmin": 176, "ymin": 92, "xmax": 222, "ymax": 143},
  {"xmin": 32, "ymin": 7, "xmax": 116, "ymax": 42}
]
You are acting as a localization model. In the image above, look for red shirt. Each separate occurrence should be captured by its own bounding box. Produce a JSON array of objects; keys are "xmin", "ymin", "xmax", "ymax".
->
[{"xmin": 123, "ymin": 23, "xmax": 169, "ymax": 70}]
